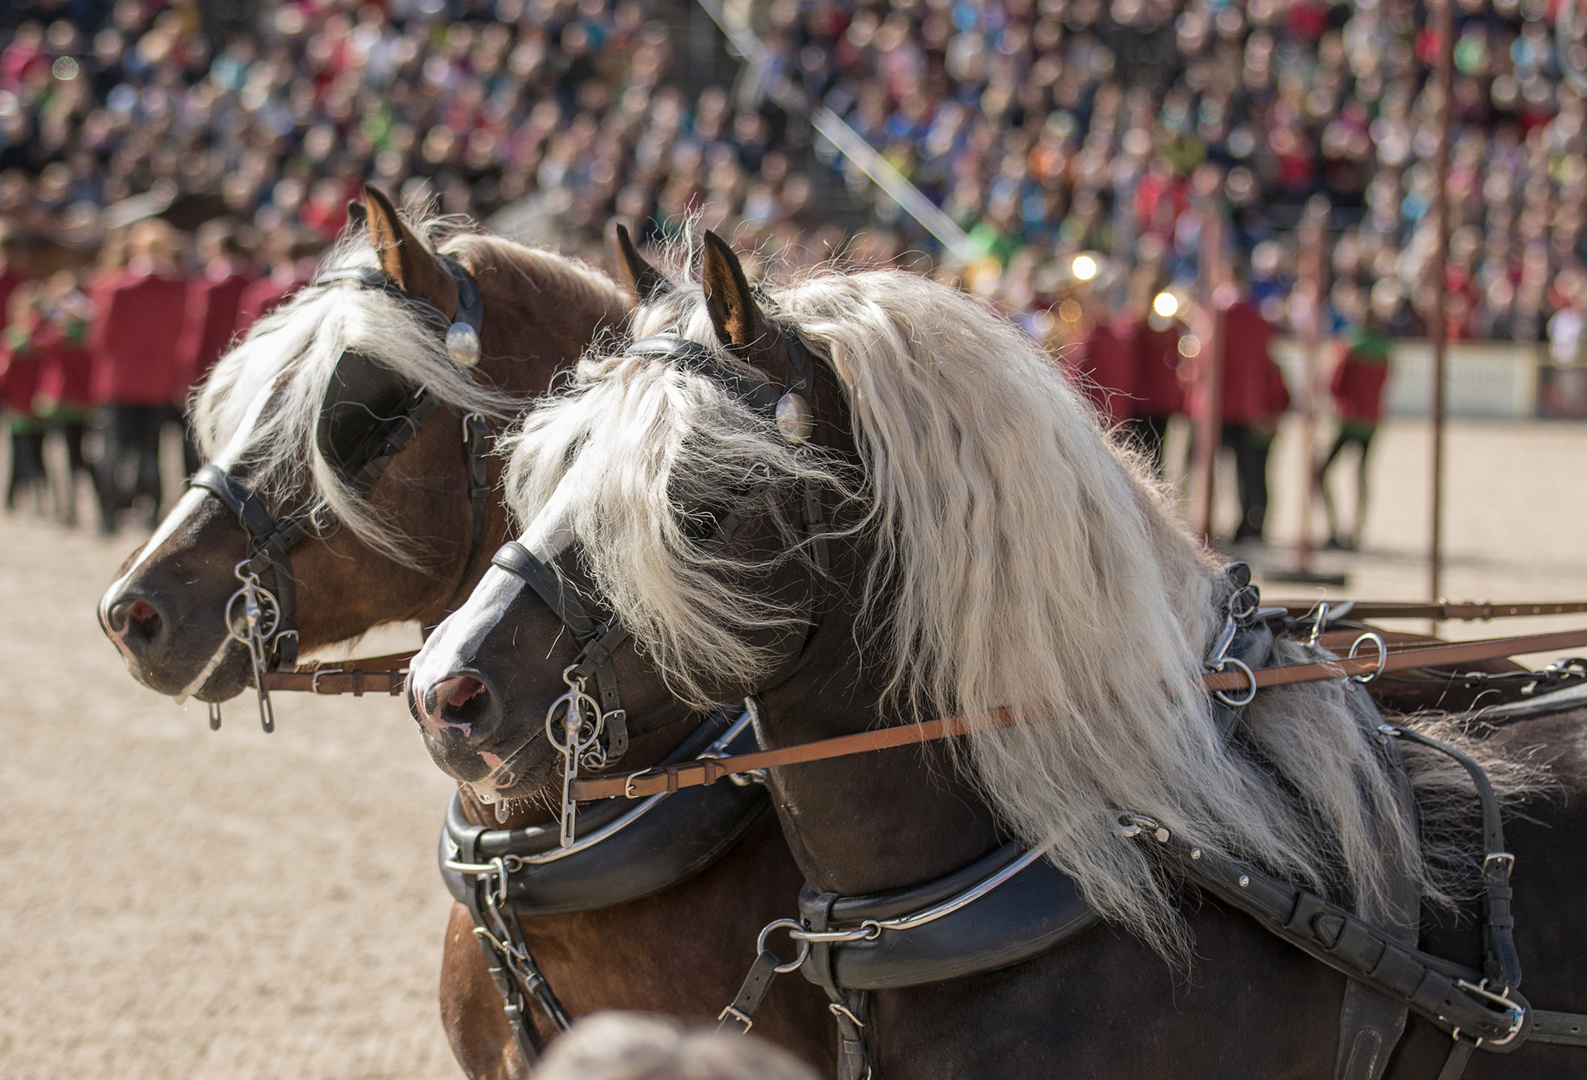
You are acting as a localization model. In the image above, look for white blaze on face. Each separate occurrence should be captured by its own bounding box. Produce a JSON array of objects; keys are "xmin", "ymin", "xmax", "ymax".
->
[{"xmin": 409, "ymin": 480, "xmax": 581, "ymax": 693}]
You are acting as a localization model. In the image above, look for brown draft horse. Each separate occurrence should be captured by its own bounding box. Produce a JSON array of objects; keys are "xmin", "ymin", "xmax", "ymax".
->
[
  {"xmin": 408, "ymin": 235, "xmax": 1587, "ymax": 1079},
  {"xmin": 96, "ymin": 190, "xmax": 830, "ymax": 1079}
]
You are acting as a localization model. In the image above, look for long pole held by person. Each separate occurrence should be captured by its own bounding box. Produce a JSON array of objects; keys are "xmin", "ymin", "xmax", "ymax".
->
[{"xmin": 1429, "ymin": 0, "xmax": 1455, "ymax": 604}]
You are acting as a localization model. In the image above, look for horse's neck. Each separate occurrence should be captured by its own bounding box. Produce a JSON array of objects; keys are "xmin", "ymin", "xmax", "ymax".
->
[{"xmin": 756, "ymin": 608, "xmax": 1005, "ymax": 897}]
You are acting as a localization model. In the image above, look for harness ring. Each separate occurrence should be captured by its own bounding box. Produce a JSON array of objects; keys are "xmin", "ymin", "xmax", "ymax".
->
[{"xmin": 1212, "ymin": 657, "xmax": 1258, "ymax": 708}]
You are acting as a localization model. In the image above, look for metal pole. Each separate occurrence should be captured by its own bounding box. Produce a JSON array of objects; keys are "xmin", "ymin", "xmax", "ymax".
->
[
  {"xmin": 1189, "ymin": 181, "xmax": 1224, "ymax": 541},
  {"xmin": 1294, "ymin": 198, "xmax": 1328, "ymax": 572},
  {"xmin": 1428, "ymin": 0, "xmax": 1454, "ymax": 604}
]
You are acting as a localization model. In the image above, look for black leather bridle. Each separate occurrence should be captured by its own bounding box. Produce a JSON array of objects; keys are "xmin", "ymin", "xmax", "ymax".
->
[
  {"xmin": 192, "ymin": 255, "xmax": 491, "ymax": 730},
  {"xmin": 486, "ymin": 327, "xmax": 829, "ymax": 837}
]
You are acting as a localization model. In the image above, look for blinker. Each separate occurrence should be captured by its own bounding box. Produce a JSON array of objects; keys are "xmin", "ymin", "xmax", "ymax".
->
[
  {"xmin": 776, "ymin": 392, "xmax": 813, "ymax": 441},
  {"xmin": 447, "ymin": 321, "xmax": 482, "ymax": 367}
]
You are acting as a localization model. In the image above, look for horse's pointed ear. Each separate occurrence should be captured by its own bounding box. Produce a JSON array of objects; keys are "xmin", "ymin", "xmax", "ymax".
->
[
  {"xmin": 612, "ymin": 222, "xmax": 672, "ymax": 302},
  {"xmin": 344, "ymin": 199, "xmax": 368, "ymax": 234},
  {"xmin": 701, "ymin": 230, "xmax": 766, "ymax": 359},
  {"xmin": 362, "ymin": 183, "xmax": 459, "ymax": 318}
]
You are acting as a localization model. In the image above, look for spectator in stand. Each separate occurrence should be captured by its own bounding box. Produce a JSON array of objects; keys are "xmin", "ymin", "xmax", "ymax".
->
[
  {"xmin": 89, "ymin": 218, "xmax": 188, "ymax": 533},
  {"xmin": 176, "ymin": 217, "xmax": 254, "ymax": 472},
  {"xmin": 32, "ymin": 268, "xmax": 95, "ymax": 524},
  {"xmin": 1207, "ymin": 275, "xmax": 1291, "ymax": 544},
  {"xmin": 1319, "ymin": 308, "xmax": 1393, "ymax": 552},
  {"xmin": 1, "ymin": 280, "xmax": 45, "ymax": 509}
]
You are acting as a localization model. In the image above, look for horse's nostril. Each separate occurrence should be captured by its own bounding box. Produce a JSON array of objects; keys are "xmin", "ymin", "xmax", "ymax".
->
[
  {"xmin": 447, "ymin": 677, "xmax": 485, "ymax": 709},
  {"xmin": 127, "ymin": 600, "xmax": 158, "ymax": 628},
  {"xmin": 107, "ymin": 595, "xmax": 161, "ymax": 636}
]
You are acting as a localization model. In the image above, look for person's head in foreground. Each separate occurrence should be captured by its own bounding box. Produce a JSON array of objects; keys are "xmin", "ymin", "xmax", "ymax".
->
[{"xmin": 532, "ymin": 1012, "xmax": 821, "ymax": 1080}]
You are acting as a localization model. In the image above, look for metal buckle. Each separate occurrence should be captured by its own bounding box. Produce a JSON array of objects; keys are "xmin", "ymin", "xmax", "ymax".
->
[
  {"xmin": 828, "ymin": 1002, "xmax": 866, "ymax": 1028},
  {"xmin": 717, "ymin": 1005, "xmax": 754, "ymax": 1034},
  {"xmin": 788, "ymin": 921, "xmax": 883, "ymax": 943},
  {"xmin": 1483, "ymin": 852, "xmax": 1516, "ymax": 872},
  {"xmin": 310, "ymin": 668, "xmax": 343, "ymax": 693},
  {"xmin": 1457, "ymin": 978, "xmax": 1526, "ymax": 1046}
]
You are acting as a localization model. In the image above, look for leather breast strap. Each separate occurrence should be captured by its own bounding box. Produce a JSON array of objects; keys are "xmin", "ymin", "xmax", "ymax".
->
[{"xmin": 804, "ymin": 891, "xmax": 872, "ymax": 1080}]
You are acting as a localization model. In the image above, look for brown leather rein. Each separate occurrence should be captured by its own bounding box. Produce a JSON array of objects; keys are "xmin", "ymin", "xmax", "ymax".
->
[
  {"xmin": 571, "ymin": 624, "xmax": 1587, "ymax": 801},
  {"xmin": 254, "ymin": 601, "xmax": 1587, "ymax": 697}
]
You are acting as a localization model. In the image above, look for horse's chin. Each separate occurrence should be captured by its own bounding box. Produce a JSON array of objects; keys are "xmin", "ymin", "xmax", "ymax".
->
[
  {"xmin": 185, "ymin": 644, "xmax": 255, "ymax": 704},
  {"xmin": 465, "ymin": 738, "xmax": 558, "ymax": 804}
]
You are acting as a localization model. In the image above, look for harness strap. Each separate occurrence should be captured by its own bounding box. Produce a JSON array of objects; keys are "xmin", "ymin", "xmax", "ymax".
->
[
  {"xmin": 1336, "ymin": 710, "xmax": 1421, "ymax": 1080},
  {"xmin": 1389, "ymin": 725, "xmax": 1522, "ymax": 992},
  {"xmin": 463, "ymin": 411, "xmax": 491, "ymax": 572},
  {"xmin": 806, "ymin": 890, "xmax": 873, "ymax": 1080},
  {"xmin": 191, "ymin": 464, "xmax": 304, "ymax": 666},
  {"xmin": 578, "ymin": 625, "xmax": 1587, "ymax": 801},
  {"xmin": 1126, "ymin": 821, "xmax": 1532, "ymax": 1048},
  {"xmin": 492, "ymin": 540, "xmax": 630, "ymax": 760}
]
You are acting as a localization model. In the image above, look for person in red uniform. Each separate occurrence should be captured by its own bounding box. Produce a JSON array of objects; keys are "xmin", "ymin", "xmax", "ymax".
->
[
  {"xmin": 1060, "ymin": 286, "xmax": 1137, "ymax": 427},
  {"xmin": 1215, "ymin": 283, "xmax": 1291, "ymax": 542},
  {"xmin": 235, "ymin": 227, "xmax": 317, "ymax": 332},
  {"xmin": 1318, "ymin": 311, "xmax": 1391, "ymax": 550},
  {"xmin": 1, "ymin": 279, "xmax": 44, "ymax": 510},
  {"xmin": 90, "ymin": 219, "xmax": 189, "ymax": 533},
  {"xmin": 1123, "ymin": 288, "xmax": 1188, "ymax": 474},
  {"xmin": 34, "ymin": 269, "xmax": 96, "ymax": 525},
  {"xmin": 175, "ymin": 218, "xmax": 254, "ymax": 474}
]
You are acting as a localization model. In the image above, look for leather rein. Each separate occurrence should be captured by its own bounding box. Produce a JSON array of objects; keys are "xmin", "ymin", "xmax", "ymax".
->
[
  {"xmin": 191, "ymin": 256, "xmax": 490, "ymax": 732},
  {"xmin": 577, "ymin": 621, "xmax": 1587, "ymax": 802}
]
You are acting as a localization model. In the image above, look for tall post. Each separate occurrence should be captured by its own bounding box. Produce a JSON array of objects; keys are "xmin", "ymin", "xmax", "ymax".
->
[
  {"xmin": 1294, "ymin": 197, "xmax": 1329, "ymax": 572},
  {"xmin": 1428, "ymin": 0, "xmax": 1454, "ymax": 603},
  {"xmin": 1189, "ymin": 172, "xmax": 1226, "ymax": 540}
]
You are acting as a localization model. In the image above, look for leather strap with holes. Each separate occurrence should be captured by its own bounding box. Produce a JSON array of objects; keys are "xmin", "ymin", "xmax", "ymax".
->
[{"xmin": 573, "ymin": 626, "xmax": 1587, "ymax": 800}]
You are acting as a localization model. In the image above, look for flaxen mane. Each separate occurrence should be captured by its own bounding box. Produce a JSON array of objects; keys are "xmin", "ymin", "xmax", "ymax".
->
[
  {"xmin": 192, "ymin": 216, "xmax": 627, "ymax": 570},
  {"xmin": 503, "ymin": 266, "xmax": 1534, "ymax": 958}
]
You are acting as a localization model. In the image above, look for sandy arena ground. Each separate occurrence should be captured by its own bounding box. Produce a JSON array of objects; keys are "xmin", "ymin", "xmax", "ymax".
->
[{"xmin": 1, "ymin": 416, "xmax": 1585, "ymax": 1079}]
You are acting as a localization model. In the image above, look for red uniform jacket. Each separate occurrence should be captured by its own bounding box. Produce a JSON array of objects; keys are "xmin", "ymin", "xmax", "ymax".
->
[
  {"xmin": 1218, "ymin": 301, "xmax": 1290, "ymax": 426},
  {"xmin": 0, "ymin": 337, "xmax": 41, "ymax": 414},
  {"xmin": 90, "ymin": 272, "xmax": 191, "ymax": 407},
  {"xmin": 35, "ymin": 320, "xmax": 94, "ymax": 412},
  {"xmin": 176, "ymin": 268, "xmax": 253, "ymax": 396},
  {"xmin": 1125, "ymin": 318, "xmax": 1186, "ymax": 418},
  {"xmin": 235, "ymin": 266, "xmax": 312, "ymax": 333},
  {"xmin": 1068, "ymin": 324, "xmax": 1137, "ymax": 425},
  {"xmin": 1329, "ymin": 333, "xmax": 1391, "ymax": 424}
]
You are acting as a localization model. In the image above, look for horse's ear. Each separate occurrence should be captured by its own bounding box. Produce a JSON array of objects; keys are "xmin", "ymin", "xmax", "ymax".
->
[
  {"xmin": 362, "ymin": 184, "xmax": 459, "ymax": 318},
  {"xmin": 612, "ymin": 222, "xmax": 672, "ymax": 302},
  {"xmin": 345, "ymin": 200, "xmax": 368, "ymax": 233},
  {"xmin": 701, "ymin": 230, "xmax": 767, "ymax": 360}
]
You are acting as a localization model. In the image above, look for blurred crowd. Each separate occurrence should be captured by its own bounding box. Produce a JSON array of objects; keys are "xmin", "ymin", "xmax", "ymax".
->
[
  {"xmin": 0, "ymin": 0, "xmax": 1577, "ymax": 544},
  {"xmin": 757, "ymin": 0, "xmax": 1587, "ymax": 343}
]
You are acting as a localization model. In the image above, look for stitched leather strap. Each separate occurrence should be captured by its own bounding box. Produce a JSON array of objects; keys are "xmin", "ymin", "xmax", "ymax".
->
[
  {"xmin": 716, "ymin": 951, "xmax": 782, "ymax": 1034},
  {"xmin": 575, "ymin": 626, "xmax": 1587, "ymax": 800}
]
